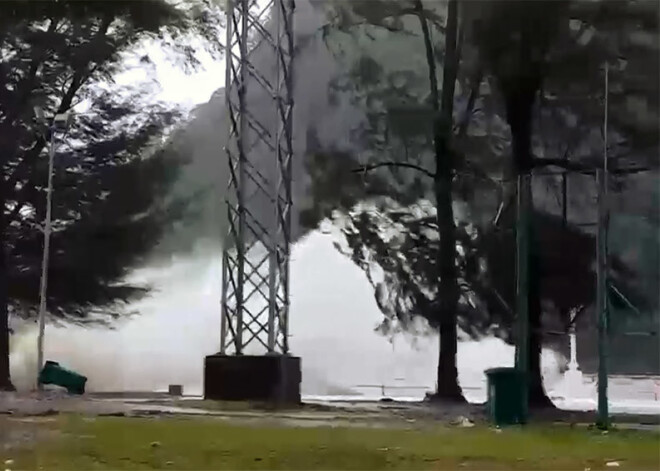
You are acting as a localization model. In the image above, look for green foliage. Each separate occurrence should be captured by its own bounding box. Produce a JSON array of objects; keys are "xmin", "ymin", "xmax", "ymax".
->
[
  {"xmin": 0, "ymin": 0, "xmax": 224, "ymax": 321},
  {"xmin": 316, "ymin": 0, "xmax": 659, "ymax": 351}
]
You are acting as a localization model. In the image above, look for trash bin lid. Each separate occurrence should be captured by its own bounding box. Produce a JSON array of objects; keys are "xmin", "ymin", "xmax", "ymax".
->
[{"xmin": 485, "ymin": 367, "xmax": 522, "ymax": 376}]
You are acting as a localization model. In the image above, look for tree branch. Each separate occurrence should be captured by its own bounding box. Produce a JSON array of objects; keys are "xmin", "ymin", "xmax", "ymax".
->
[
  {"xmin": 5, "ymin": 13, "xmax": 114, "ymax": 209},
  {"xmin": 456, "ymin": 68, "xmax": 483, "ymax": 139},
  {"xmin": 414, "ymin": 0, "xmax": 440, "ymax": 113},
  {"xmin": 531, "ymin": 156, "xmax": 650, "ymax": 174},
  {"xmin": 4, "ymin": 17, "xmax": 60, "ymax": 127},
  {"xmin": 352, "ymin": 162, "xmax": 435, "ymax": 178}
]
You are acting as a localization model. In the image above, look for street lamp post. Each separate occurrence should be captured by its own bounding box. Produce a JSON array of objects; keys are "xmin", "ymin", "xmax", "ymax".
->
[
  {"xmin": 33, "ymin": 108, "xmax": 73, "ymax": 390},
  {"xmin": 596, "ymin": 62, "xmax": 610, "ymax": 430}
]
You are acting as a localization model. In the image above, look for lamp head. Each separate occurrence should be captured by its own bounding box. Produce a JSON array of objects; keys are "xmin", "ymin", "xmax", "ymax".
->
[{"xmin": 53, "ymin": 112, "xmax": 73, "ymax": 131}]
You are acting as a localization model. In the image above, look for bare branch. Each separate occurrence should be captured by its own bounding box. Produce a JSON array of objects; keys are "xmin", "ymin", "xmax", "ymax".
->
[
  {"xmin": 352, "ymin": 161, "xmax": 435, "ymax": 178},
  {"xmin": 531, "ymin": 157, "xmax": 650, "ymax": 174}
]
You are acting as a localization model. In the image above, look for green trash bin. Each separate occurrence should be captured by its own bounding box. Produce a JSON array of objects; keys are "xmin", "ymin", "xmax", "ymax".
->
[
  {"xmin": 485, "ymin": 367, "xmax": 526, "ymax": 426},
  {"xmin": 39, "ymin": 360, "xmax": 87, "ymax": 395}
]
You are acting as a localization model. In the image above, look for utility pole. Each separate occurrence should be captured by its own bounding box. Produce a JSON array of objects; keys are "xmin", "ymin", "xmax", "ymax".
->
[
  {"xmin": 34, "ymin": 108, "xmax": 72, "ymax": 390},
  {"xmin": 596, "ymin": 62, "xmax": 610, "ymax": 430},
  {"xmin": 515, "ymin": 171, "xmax": 531, "ymax": 420},
  {"xmin": 36, "ymin": 131, "xmax": 56, "ymax": 388}
]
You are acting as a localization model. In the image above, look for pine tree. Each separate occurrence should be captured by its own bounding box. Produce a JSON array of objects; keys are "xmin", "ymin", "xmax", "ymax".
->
[
  {"xmin": 0, "ymin": 0, "xmax": 223, "ymax": 390},
  {"xmin": 319, "ymin": 0, "xmax": 474, "ymax": 401},
  {"xmin": 313, "ymin": 0, "xmax": 658, "ymax": 406},
  {"xmin": 469, "ymin": 0, "xmax": 658, "ymax": 407}
]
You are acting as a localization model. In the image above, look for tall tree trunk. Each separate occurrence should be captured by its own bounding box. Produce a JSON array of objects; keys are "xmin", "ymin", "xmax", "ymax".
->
[
  {"xmin": 528, "ymin": 223, "xmax": 554, "ymax": 408},
  {"xmin": 415, "ymin": 0, "xmax": 464, "ymax": 401},
  {"xmin": 0, "ymin": 176, "xmax": 14, "ymax": 391},
  {"xmin": 503, "ymin": 74, "xmax": 554, "ymax": 409}
]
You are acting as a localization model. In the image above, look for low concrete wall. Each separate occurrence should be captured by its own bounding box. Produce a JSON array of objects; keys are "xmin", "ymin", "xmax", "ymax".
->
[{"xmin": 204, "ymin": 354, "xmax": 301, "ymax": 404}]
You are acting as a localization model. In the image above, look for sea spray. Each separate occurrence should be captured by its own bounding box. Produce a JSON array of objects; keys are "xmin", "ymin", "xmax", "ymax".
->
[
  {"xmin": 9, "ymin": 325, "xmax": 38, "ymax": 391},
  {"xmin": 8, "ymin": 233, "xmax": 564, "ymax": 399}
]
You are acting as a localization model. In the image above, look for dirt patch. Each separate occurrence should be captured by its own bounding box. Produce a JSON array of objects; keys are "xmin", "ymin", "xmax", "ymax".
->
[
  {"xmin": 2, "ymin": 392, "xmax": 657, "ymax": 431},
  {"xmin": 0, "ymin": 391, "xmax": 131, "ymax": 417},
  {"xmin": 6, "ymin": 417, "xmax": 58, "ymax": 424}
]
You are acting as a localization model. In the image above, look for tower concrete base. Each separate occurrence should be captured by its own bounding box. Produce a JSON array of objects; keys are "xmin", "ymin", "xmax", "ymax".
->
[{"xmin": 204, "ymin": 354, "xmax": 301, "ymax": 404}]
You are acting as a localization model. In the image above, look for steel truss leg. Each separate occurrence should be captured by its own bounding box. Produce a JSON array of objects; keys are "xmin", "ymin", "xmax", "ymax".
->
[{"xmin": 221, "ymin": 0, "xmax": 295, "ymax": 356}]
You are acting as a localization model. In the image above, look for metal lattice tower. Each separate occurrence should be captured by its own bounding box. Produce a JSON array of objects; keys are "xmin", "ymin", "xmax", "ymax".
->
[{"xmin": 220, "ymin": 0, "xmax": 294, "ymax": 356}]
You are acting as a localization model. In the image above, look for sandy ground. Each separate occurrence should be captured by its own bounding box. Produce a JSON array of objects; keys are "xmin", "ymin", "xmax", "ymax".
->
[
  {"xmin": 0, "ymin": 391, "xmax": 484, "ymax": 425},
  {"xmin": 1, "ymin": 391, "xmax": 658, "ymax": 434},
  {"xmin": 0, "ymin": 392, "xmax": 488, "ymax": 452}
]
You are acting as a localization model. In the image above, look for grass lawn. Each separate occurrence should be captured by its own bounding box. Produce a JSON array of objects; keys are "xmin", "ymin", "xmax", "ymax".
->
[{"xmin": 1, "ymin": 415, "xmax": 659, "ymax": 470}]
